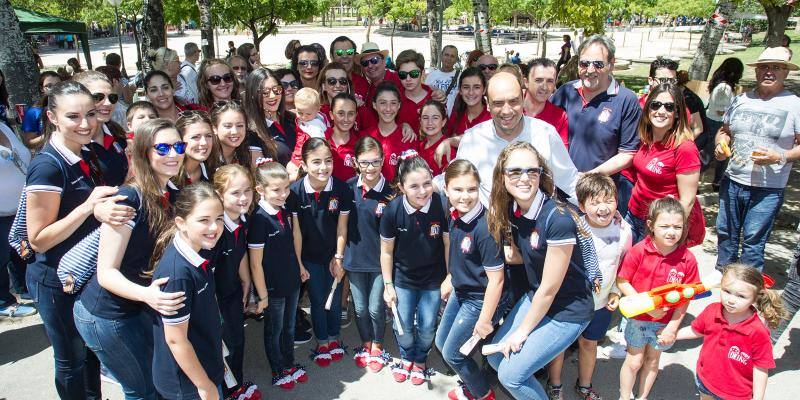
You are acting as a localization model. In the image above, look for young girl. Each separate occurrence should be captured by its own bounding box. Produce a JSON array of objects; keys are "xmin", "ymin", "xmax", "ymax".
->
[
  {"xmin": 211, "ymin": 100, "xmax": 252, "ymax": 169},
  {"xmin": 380, "ymin": 150, "xmax": 449, "ymax": 385},
  {"xmin": 346, "ymin": 136, "xmax": 395, "ymax": 372},
  {"xmin": 291, "ymin": 138, "xmax": 352, "ymax": 366},
  {"xmin": 416, "ymin": 100, "xmax": 454, "ymax": 176},
  {"xmin": 175, "ymin": 111, "xmax": 220, "ymax": 188},
  {"xmin": 677, "ymin": 264, "xmax": 785, "ymax": 400},
  {"xmin": 361, "ymin": 82, "xmax": 418, "ymax": 183},
  {"xmin": 395, "ymin": 50, "xmax": 433, "ymax": 135},
  {"xmin": 151, "ymin": 182, "xmax": 226, "ymax": 400},
  {"xmin": 249, "ymin": 158, "xmax": 309, "ymax": 389},
  {"xmin": 211, "ymin": 164, "xmax": 258, "ymax": 399},
  {"xmin": 197, "ymin": 58, "xmax": 240, "ymax": 109},
  {"xmin": 435, "ymin": 160, "xmax": 507, "ymax": 400},
  {"xmin": 447, "ymin": 67, "xmax": 490, "ymax": 138},
  {"xmin": 617, "ymin": 196, "xmax": 700, "ymax": 400},
  {"xmin": 325, "ymin": 93, "xmax": 359, "ymax": 182}
]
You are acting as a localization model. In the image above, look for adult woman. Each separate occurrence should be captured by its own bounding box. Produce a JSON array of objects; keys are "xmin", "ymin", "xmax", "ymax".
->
[
  {"xmin": 275, "ymin": 69, "xmax": 301, "ymax": 112},
  {"xmin": 144, "ymin": 70, "xmax": 204, "ymax": 123},
  {"xmin": 466, "ymin": 50, "xmax": 484, "ymax": 68},
  {"xmin": 74, "ymin": 119, "xmax": 186, "ymax": 400},
  {"xmin": 197, "ymin": 58, "xmax": 240, "ymax": 110},
  {"xmin": 229, "ymin": 55, "xmax": 249, "ymax": 87},
  {"xmin": 707, "ymin": 58, "xmax": 744, "ymax": 190},
  {"xmin": 243, "ymin": 68, "xmax": 295, "ymax": 164},
  {"xmin": 285, "ymin": 40, "xmax": 301, "ymax": 67},
  {"xmin": 22, "ymin": 71, "xmax": 61, "ymax": 138},
  {"xmin": 625, "ymin": 83, "xmax": 700, "ymax": 245},
  {"xmin": 486, "ymin": 141, "xmax": 593, "ymax": 399},
  {"xmin": 147, "ymin": 47, "xmax": 181, "ymax": 89},
  {"xmin": 237, "ymin": 43, "xmax": 261, "ymax": 72},
  {"xmin": 317, "ymin": 62, "xmax": 352, "ymax": 125},
  {"xmin": 292, "ymin": 45, "xmax": 322, "ymax": 89},
  {"xmin": 174, "ymin": 110, "xmax": 220, "ymax": 188},
  {"xmin": 557, "ymin": 35, "xmax": 572, "ymax": 72}
]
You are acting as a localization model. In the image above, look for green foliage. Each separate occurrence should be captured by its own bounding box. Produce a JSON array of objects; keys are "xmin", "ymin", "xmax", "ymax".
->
[
  {"xmin": 163, "ymin": 0, "xmax": 198, "ymax": 26},
  {"xmin": 214, "ymin": 0, "xmax": 318, "ymax": 42},
  {"xmin": 10, "ymin": 0, "xmax": 85, "ymax": 20}
]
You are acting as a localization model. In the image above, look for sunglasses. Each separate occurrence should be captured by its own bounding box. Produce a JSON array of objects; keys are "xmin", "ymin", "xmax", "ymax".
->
[
  {"xmin": 398, "ymin": 70, "xmax": 421, "ymax": 80},
  {"xmin": 478, "ymin": 64, "xmax": 498, "ymax": 71},
  {"xmin": 153, "ymin": 141, "xmax": 187, "ymax": 156},
  {"xmin": 578, "ymin": 60, "xmax": 606, "ymax": 69},
  {"xmin": 360, "ymin": 57, "xmax": 382, "ymax": 67},
  {"xmin": 755, "ymin": 65, "xmax": 787, "ymax": 72},
  {"xmin": 503, "ymin": 167, "xmax": 544, "ymax": 181},
  {"xmin": 298, "ymin": 60, "xmax": 320, "ymax": 68},
  {"xmin": 213, "ymin": 100, "xmax": 242, "ymax": 109},
  {"xmin": 207, "ymin": 73, "xmax": 234, "ymax": 85},
  {"xmin": 280, "ymin": 80, "xmax": 300, "ymax": 90},
  {"xmin": 326, "ymin": 77, "xmax": 349, "ymax": 86},
  {"xmin": 357, "ymin": 159, "xmax": 383, "ymax": 168},
  {"xmin": 335, "ymin": 48, "xmax": 356, "ymax": 56},
  {"xmin": 231, "ymin": 65, "xmax": 247, "ymax": 71},
  {"xmin": 654, "ymin": 77, "xmax": 677, "ymax": 85},
  {"xmin": 92, "ymin": 92, "xmax": 119, "ymax": 104},
  {"xmin": 259, "ymin": 86, "xmax": 284, "ymax": 96},
  {"xmin": 178, "ymin": 110, "xmax": 204, "ymax": 118},
  {"xmin": 648, "ymin": 101, "xmax": 676, "ymax": 112}
]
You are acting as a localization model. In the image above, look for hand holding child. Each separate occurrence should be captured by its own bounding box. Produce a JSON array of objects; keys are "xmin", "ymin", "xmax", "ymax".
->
[{"xmin": 606, "ymin": 293, "xmax": 620, "ymax": 311}]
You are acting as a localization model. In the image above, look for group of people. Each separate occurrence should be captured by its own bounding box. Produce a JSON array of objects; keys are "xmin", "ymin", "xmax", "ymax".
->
[{"xmin": 0, "ymin": 31, "xmax": 798, "ymax": 400}]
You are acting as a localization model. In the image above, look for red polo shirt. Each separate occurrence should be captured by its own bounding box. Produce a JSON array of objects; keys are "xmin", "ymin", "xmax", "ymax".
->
[
  {"xmin": 617, "ymin": 236, "xmax": 699, "ymax": 323},
  {"xmin": 361, "ymin": 124, "xmax": 418, "ymax": 183},
  {"xmin": 325, "ymin": 127, "xmax": 358, "ymax": 182},
  {"xmin": 398, "ymin": 85, "xmax": 434, "ymax": 135},
  {"xmin": 417, "ymin": 135, "xmax": 454, "ymax": 176},
  {"xmin": 692, "ymin": 302, "xmax": 775, "ymax": 400},
  {"xmin": 446, "ymin": 107, "xmax": 491, "ymax": 137}
]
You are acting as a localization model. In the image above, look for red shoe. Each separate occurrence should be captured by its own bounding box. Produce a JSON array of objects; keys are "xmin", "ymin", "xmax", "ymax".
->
[
  {"xmin": 313, "ymin": 345, "xmax": 332, "ymax": 367},
  {"xmin": 447, "ymin": 382, "xmax": 496, "ymax": 400},
  {"xmin": 272, "ymin": 371, "xmax": 294, "ymax": 390},
  {"xmin": 289, "ymin": 364, "xmax": 308, "ymax": 383},
  {"xmin": 239, "ymin": 381, "xmax": 262, "ymax": 400},
  {"xmin": 328, "ymin": 340, "xmax": 345, "ymax": 361},
  {"xmin": 353, "ymin": 347, "xmax": 369, "ymax": 368},
  {"xmin": 410, "ymin": 364, "xmax": 429, "ymax": 386},
  {"xmin": 391, "ymin": 360, "xmax": 412, "ymax": 383},
  {"xmin": 368, "ymin": 348, "xmax": 388, "ymax": 373}
]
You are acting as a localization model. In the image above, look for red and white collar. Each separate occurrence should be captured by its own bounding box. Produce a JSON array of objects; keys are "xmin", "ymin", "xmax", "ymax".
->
[{"xmin": 513, "ymin": 190, "xmax": 546, "ymax": 220}]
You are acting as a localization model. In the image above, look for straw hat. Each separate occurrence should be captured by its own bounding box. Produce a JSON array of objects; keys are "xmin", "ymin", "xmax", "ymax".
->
[
  {"xmin": 354, "ymin": 42, "xmax": 389, "ymax": 62},
  {"xmin": 746, "ymin": 46, "xmax": 798, "ymax": 71}
]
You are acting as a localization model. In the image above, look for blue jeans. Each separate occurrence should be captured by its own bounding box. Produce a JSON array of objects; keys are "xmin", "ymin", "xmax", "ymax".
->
[
  {"xmin": 348, "ymin": 271, "xmax": 386, "ymax": 344},
  {"xmin": 73, "ymin": 299, "xmax": 156, "ymax": 400},
  {"xmin": 304, "ymin": 260, "xmax": 342, "ymax": 342},
  {"xmin": 772, "ymin": 223, "xmax": 800, "ymax": 343},
  {"xmin": 617, "ymin": 173, "xmax": 635, "ymax": 218},
  {"xmin": 435, "ymin": 291, "xmax": 509, "ymax": 398},
  {"xmin": 263, "ymin": 289, "xmax": 299, "ymax": 374},
  {"xmin": 27, "ymin": 274, "xmax": 101, "ymax": 400},
  {"xmin": 716, "ymin": 177, "xmax": 785, "ymax": 271},
  {"xmin": 393, "ymin": 285, "xmax": 441, "ymax": 364},
  {"xmin": 487, "ymin": 292, "xmax": 589, "ymax": 400},
  {"xmin": 0, "ymin": 215, "xmax": 17, "ymax": 305},
  {"xmin": 624, "ymin": 210, "xmax": 647, "ymax": 245}
]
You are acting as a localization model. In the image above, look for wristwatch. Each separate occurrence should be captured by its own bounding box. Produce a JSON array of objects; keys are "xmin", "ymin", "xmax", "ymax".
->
[
  {"xmin": 778, "ymin": 151, "xmax": 787, "ymax": 166},
  {"xmin": 334, "ymin": 254, "xmax": 344, "ymax": 260}
]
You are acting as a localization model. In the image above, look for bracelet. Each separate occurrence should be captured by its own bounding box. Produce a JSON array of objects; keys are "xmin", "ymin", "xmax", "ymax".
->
[
  {"xmin": 384, "ymin": 281, "xmax": 393, "ymax": 286},
  {"xmin": 334, "ymin": 254, "xmax": 344, "ymax": 260}
]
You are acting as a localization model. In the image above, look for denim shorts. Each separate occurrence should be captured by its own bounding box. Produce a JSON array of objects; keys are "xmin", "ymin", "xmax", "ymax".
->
[
  {"xmin": 695, "ymin": 373, "xmax": 724, "ymax": 399},
  {"xmin": 581, "ymin": 307, "xmax": 613, "ymax": 341},
  {"xmin": 624, "ymin": 318, "xmax": 672, "ymax": 351}
]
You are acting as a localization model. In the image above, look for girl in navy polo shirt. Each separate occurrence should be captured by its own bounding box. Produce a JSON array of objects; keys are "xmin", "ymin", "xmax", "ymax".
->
[
  {"xmin": 435, "ymin": 160, "xmax": 508, "ymax": 400},
  {"xmin": 346, "ymin": 136, "xmax": 395, "ymax": 372},
  {"xmin": 249, "ymin": 158, "xmax": 309, "ymax": 389},
  {"xmin": 485, "ymin": 142, "xmax": 594, "ymax": 399},
  {"xmin": 379, "ymin": 150, "xmax": 448, "ymax": 385},
  {"xmin": 417, "ymin": 100, "xmax": 453, "ymax": 176},
  {"xmin": 211, "ymin": 164, "xmax": 257, "ymax": 399},
  {"xmin": 151, "ymin": 182, "xmax": 226, "ymax": 400},
  {"xmin": 74, "ymin": 118, "xmax": 186, "ymax": 400},
  {"xmin": 174, "ymin": 110, "xmax": 220, "ymax": 188},
  {"xmin": 291, "ymin": 137, "xmax": 352, "ymax": 366},
  {"xmin": 211, "ymin": 101, "xmax": 253, "ymax": 169},
  {"xmin": 25, "ymin": 81, "xmax": 123, "ymax": 399}
]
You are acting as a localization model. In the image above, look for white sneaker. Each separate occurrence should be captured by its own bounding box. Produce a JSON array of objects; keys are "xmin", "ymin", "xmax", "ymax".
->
[{"xmin": 604, "ymin": 342, "xmax": 628, "ymax": 359}]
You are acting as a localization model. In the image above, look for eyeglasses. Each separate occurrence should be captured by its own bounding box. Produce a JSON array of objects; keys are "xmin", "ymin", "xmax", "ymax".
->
[
  {"xmin": 398, "ymin": 70, "xmax": 421, "ymax": 80},
  {"xmin": 335, "ymin": 48, "xmax": 356, "ymax": 56},
  {"xmin": 91, "ymin": 92, "xmax": 119, "ymax": 104},
  {"xmin": 259, "ymin": 86, "xmax": 284, "ymax": 96},
  {"xmin": 755, "ymin": 65, "xmax": 787, "ymax": 72},
  {"xmin": 579, "ymin": 60, "xmax": 606, "ymax": 69},
  {"xmin": 231, "ymin": 65, "xmax": 247, "ymax": 71},
  {"xmin": 503, "ymin": 167, "xmax": 543, "ymax": 181},
  {"xmin": 478, "ymin": 64, "xmax": 498, "ymax": 71},
  {"xmin": 326, "ymin": 77, "xmax": 349, "ymax": 86},
  {"xmin": 153, "ymin": 141, "xmax": 187, "ymax": 156},
  {"xmin": 297, "ymin": 60, "xmax": 320, "ymax": 68},
  {"xmin": 654, "ymin": 77, "xmax": 677, "ymax": 85},
  {"xmin": 648, "ymin": 101, "xmax": 676, "ymax": 112},
  {"xmin": 207, "ymin": 73, "xmax": 234, "ymax": 85},
  {"xmin": 357, "ymin": 159, "xmax": 383, "ymax": 168},
  {"xmin": 360, "ymin": 56, "xmax": 382, "ymax": 67},
  {"xmin": 280, "ymin": 80, "xmax": 300, "ymax": 90}
]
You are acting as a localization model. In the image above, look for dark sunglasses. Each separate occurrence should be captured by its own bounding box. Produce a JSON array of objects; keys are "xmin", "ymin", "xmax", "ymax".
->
[
  {"xmin": 335, "ymin": 48, "xmax": 356, "ymax": 56},
  {"xmin": 648, "ymin": 101, "xmax": 676, "ymax": 112},
  {"xmin": 213, "ymin": 100, "xmax": 242, "ymax": 108},
  {"xmin": 503, "ymin": 167, "xmax": 544, "ymax": 181},
  {"xmin": 280, "ymin": 80, "xmax": 300, "ymax": 90},
  {"xmin": 153, "ymin": 141, "xmax": 187, "ymax": 156},
  {"xmin": 654, "ymin": 77, "xmax": 677, "ymax": 85},
  {"xmin": 478, "ymin": 64, "xmax": 498, "ymax": 71},
  {"xmin": 92, "ymin": 92, "xmax": 119, "ymax": 104},
  {"xmin": 258, "ymin": 86, "xmax": 284, "ymax": 96},
  {"xmin": 578, "ymin": 60, "xmax": 606, "ymax": 69},
  {"xmin": 297, "ymin": 60, "xmax": 320, "ymax": 68},
  {"xmin": 398, "ymin": 70, "xmax": 421, "ymax": 80},
  {"xmin": 207, "ymin": 73, "xmax": 234, "ymax": 85},
  {"xmin": 360, "ymin": 57, "xmax": 382, "ymax": 67},
  {"xmin": 326, "ymin": 77, "xmax": 349, "ymax": 86}
]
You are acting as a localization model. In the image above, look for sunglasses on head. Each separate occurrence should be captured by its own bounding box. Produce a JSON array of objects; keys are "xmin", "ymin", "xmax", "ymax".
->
[
  {"xmin": 578, "ymin": 60, "xmax": 606, "ymax": 69},
  {"xmin": 326, "ymin": 77, "xmax": 349, "ymax": 86},
  {"xmin": 298, "ymin": 60, "xmax": 320, "ymax": 68},
  {"xmin": 648, "ymin": 101, "xmax": 676, "ymax": 112},
  {"xmin": 360, "ymin": 56, "xmax": 382, "ymax": 67},
  {"xmin": 153, "ymin": 141, "xmax": 187, "ymax": 156},
  {"xmin": 207, "ymin": 73, "xmax": 234, "ymax": 85},
  {"xmin": 213, "ymin": 99, "xmax": 242, "ymax": 109},
  {"xmin": 178, "ymin": 110, "xmax": 204, "ymax": 118},
  {"xmin": 478, "ymin": 64, "xmax": 498, "ymax": 71},
  {"xmin": 92, "ymin": 92, "xmax": 119, "ymax": 104},
  {"xmin": 398, "ymin": 70, "xmax": 421, "ymax": 80},
  {"xmin": 335, "ymin": 48, "xmax": 356, "ymax": 56},
  {"xmin": 280, "ymin": 80, "xmax": 300, "ymax": 90}
]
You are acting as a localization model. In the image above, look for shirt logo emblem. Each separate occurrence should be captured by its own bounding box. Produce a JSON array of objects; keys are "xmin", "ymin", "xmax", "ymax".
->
[
  {"xmin": 667, "ymin": 268, "xmax": 685, "ymax": 284},
  {"xmin": 530, "ymin": 229, "xmax": 540, "ymax": 249},
  {"xmin": 430, "ymin": 222, "xmax": 441, "ymax": 237},
  {"xmin": 328, "ymin": 197, "xmax": 339, "ymax": 211},
  {"xmin": 113, "ymin": 142, "xmax": 124, "ymax": 154},
  {"xmin": 598, "ymin": 107, "xmax": 612, "ymax": 123},
  {"xmin": 727, "ymin": 346, "xmax": 751, "ymax": 365},
  {"xmin": 375, "ymin": 202, "xmax": 387, "ymax": 217},
  {"xmin": 389, "ymin": 153, "xmax": 399, "ymax": 166},
  {"xmin": 461, "ymin": 235, "xmax": 472, "ymax": 254},
  {"xmin": 646, "ymin": 157, "xmax": 664, "ymax": 175},
  {"xmin": 344, "ymin": 154, "xmax": 355, "ymax": 167}
]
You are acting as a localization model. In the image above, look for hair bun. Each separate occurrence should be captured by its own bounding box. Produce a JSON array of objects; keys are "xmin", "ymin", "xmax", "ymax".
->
[{"xmin": 255, "ymin": 157, "xmax": 274, "ymax": 167}]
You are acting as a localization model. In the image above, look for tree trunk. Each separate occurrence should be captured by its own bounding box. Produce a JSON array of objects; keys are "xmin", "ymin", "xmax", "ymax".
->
[
  {"xmin": 196, "ymin": 0, "xmax": 214, "ymax": 58},
  {"xmin": 131, "ymin": 18, "xmax": 142, "ymax": 70},
  {"xmin": 391, "ymin": 19, "xmax": 396, "ymax": 60},
  {"xmin": 141, "ymin": 0, "xmax": 166, "ymax": 71},
  {"xmin": 0, "ymin": 0, "xmax": 39, "ymax": 108},
  {"xmin": 471, "ymin": 0, "xmax": 492, "ymax": 54},
  {"xmin": 366, "ymin": 11, "xmax": 372, "ymax": 42},
  {"xmin": 762, "ymin": 2, "xmax": 792, "ymax": 47},
  {"xmin": 688, "ymin": 0, "xmax": 737, "ymax": 81},
  {"xmin": 540, "ymin": 28, "xmax": 548, "ymax": 58},
  {"xmin": 427, "ymin": 0, "xmax": 441, "ymax": 67}
]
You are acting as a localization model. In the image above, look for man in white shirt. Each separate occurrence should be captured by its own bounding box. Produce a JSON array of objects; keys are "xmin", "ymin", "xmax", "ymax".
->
[
  {"xmin": 176, "ymin": 42, "xmax": 201, "ymax": 104},
  {"xmin": 425, "ymin": 45, "xmax": 460, "ymax": 115}
]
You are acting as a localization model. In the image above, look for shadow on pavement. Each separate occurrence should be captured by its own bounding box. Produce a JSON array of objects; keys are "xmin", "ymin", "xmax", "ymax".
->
[{"xmin": 0, "ymin": 323, "xmax": 49, "ymax": 366}]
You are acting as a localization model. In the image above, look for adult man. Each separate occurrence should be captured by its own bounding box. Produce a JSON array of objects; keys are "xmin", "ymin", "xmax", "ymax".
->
[
  {"xmin": 714, "ymin": 46, "xmax": 800, "ymax": 272},
  {"xmin": 551, "ymin": 34, "xmax": 641, "ymax": 175},
  {"xmin": 425, "ymin": 45, "xmax": 460, "ymax": 114},
  {"xmin": 524, "ymin": 58, "xmax": 569, "ymax": 149},
  {"xmin": 176, "ymin": 42, "xmax": 201, "ymax": 104},
  {"xmin": 476, "ymin": 54, "xmax": 500, "ymax": 80}
]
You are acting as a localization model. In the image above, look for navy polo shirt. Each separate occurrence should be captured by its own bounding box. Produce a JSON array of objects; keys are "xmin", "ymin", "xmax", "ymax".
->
[
  {"xmin": 81, "ymin": 186, "xmax": 153, "ymax": 319},
  {"xmin": 345, "ymin": 175, "xmax": 395, "ymax": 273},
  {"xmin": 85, "ymin": 122, "xmax": 129, "ymax": 186},
  {"xmin": 448, "ymin": 203, "xmax": 505, "ymax": 295},
  {"xmin": 510, "ymin": 192, "xmax": 594, "ymax": 323},
  {"xmin": 247, "ymin": 113, "xmax": 298, "ymax": 165},
  {"xmin": 26, "ymin": 140, "xmax": 100, "ymax": 288},
  {"xmin": 550, "ymin": 78, "xmax": 641, "ymax": 172},
  {"xmin": 213, "ymin": 212, "xmax": 249, "ymax": 300},
  {"xmin": 289, "ymin": 176, "xmax": 353, "ymax": 265},
  {"xmin": 152, "ymin": 234, "xmax": 224, "ymax": 399},
  {"xmin": 166, "ymin": 180, "xmax": 180, "ymax": 205},
  {"xmin": 248, "ymin": 200, "xmax": 300, "ymax": 297},
  {"xmin": 379, "ymin": 193, "xmax": 448, "ymax": 290}
]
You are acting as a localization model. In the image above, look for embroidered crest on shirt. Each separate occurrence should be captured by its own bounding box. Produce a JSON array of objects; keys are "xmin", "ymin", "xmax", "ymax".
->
[
  {"xmin": 728, "ymin": 346, "xmax": 751, "ymax": 365},
  {"xmin": 389, "ymin": 153, "xmax": 399, "ymax": 166},
  {"xmin": 328, "ymin": 197, "xmax": 339, "ymax": 211},
  {"xmin": 375, "ymin": 202, "xmax": 387, "ymax": 217},
  {"xmin": 461, "ymin": 235, "xmax": 473, "ymax": 254},
  {"xmin": 646, "ymin": 157, "xmax": 665, "ymax": 175},
  {"xmin": 530, "ymin": 229, "xmax": 540, "ymax": 249},
  {"xmin": 344, "ymin": 154, "xmax": 355, "ymax": 167},
  {"xmin": 598, "ymin": 107, "xmax": 612, "ymax": 123},
  {"xmin": 667, "ymin": 268, "xmax": 685, "ymax": 283},
  {"xmin": 430, "ymin": 222, "xmax": 441, "ymax": 237}
]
